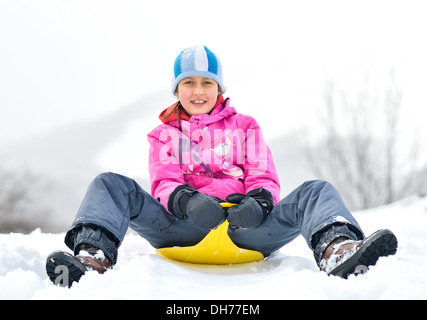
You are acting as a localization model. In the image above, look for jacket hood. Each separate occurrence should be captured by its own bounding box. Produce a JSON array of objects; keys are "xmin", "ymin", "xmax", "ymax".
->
[{"xmin": 158, "ymin": 95, "xmax": 234, "ymax": 126}]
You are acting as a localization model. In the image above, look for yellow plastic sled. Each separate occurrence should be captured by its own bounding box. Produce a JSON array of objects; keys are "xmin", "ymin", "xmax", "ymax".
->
[{"xmin": 156, "ymin": 203, "xmax": 264, "ymax": 265}]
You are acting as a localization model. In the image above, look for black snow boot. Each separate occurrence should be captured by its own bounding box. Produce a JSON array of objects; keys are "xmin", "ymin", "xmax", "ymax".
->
[
  {"xmin": 320, "ymin": 229, "xmax": 398, "ymax": 279},
  {"xmin": 46, "ymin": 245, "xmax": 112, "ymax": 287}
]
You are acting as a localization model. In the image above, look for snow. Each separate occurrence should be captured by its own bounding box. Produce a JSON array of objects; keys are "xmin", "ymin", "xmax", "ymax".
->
[
  {"xmin": 1, "ymin": 195, "xmax": 427, "ymax": 300},
  {"xmin": 319, "ymin": 239, "xmax": 360, "ymax": 274}
]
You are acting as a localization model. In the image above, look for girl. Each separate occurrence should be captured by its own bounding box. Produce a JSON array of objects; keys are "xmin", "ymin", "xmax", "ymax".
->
[{"xmin": 46, "ymin": 46, "xmax": 397, "ymax": 287}]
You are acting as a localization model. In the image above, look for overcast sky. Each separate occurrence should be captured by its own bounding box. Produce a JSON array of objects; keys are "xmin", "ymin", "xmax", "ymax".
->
[{"xmin": 1, "ymin": 0, "xmax": 426, "ymax": 145}]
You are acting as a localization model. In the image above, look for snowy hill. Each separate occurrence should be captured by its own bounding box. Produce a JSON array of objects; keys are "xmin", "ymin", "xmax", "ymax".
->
[{"xmin": 1, "ymin": 195, "xmax": 426, "ymax": 300}]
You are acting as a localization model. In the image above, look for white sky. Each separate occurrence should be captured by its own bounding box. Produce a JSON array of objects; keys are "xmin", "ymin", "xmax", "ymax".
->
[{"xmin": 1, "ymin": 0, "xmax": 426, "ymax": 145}]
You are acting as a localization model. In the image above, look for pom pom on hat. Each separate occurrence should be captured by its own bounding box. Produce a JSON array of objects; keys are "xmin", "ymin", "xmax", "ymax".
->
[{"xmin": 172, "ymin": 45, "xmax": 224, "ymax": 95}]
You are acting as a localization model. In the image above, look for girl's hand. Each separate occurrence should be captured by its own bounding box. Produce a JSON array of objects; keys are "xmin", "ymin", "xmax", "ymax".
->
[
  {"xmin": 168, "ymin": 185, "xmax": 226, "ymax": 230},
  {"xmin": 186, "ymin": 193, "xmax": 226, "ymax": 230},
  {"xmin": 226, "ymin": 188, "xmax": 274, "ymax": 229}
]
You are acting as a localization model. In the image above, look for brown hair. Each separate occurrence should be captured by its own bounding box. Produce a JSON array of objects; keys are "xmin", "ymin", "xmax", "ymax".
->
[{"xmin": 161, "ymin": 101, "xmax": 191, "ymax": 131}]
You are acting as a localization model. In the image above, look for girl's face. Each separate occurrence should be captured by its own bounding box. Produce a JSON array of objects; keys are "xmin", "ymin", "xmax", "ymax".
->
[{"xmin": 175, "ymin": 76, "xmax": 220, "ymax": 116}]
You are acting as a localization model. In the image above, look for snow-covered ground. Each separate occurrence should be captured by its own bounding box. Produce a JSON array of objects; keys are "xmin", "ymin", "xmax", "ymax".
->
[{"xmin": 1, "ymin": 195, "xmax": 426, "ymax": 300}]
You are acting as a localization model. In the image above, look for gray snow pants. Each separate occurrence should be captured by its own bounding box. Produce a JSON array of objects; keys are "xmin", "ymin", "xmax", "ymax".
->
[{"xmin": 64, "ymin": 172, "xmax": 364, "ymax": 265}]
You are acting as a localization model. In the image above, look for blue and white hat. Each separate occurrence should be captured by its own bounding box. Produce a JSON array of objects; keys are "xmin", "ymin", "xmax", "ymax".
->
[{"xmin": 172, "ymin": 45, "xmax": 224, "ymax": 95}]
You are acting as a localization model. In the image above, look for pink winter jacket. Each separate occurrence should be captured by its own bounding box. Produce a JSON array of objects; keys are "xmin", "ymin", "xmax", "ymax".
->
[{"xmin": 147, "ymin": 97, "xmax": 281, "ymax": 213}]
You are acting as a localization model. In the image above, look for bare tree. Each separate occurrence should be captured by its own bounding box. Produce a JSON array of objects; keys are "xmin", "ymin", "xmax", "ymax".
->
[
  {"xmin": 305, "ymin": 70, "xmax": 426, "ymax": 210},
  {"xmin": 0, "ymin": 164, "xmax": 53, "ymax": 233}
]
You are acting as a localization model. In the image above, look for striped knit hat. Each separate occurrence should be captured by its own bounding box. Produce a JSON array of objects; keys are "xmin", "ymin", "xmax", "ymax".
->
[{"xmin": 172, "ymin": 45, "xmax": 224, "ymax": 95}]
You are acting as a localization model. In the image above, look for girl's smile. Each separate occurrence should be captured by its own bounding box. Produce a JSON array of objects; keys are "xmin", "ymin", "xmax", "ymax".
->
[
  {"xmin": 191, "ymin": 100, "xmax": 207, "ymax": 106},
  {"xmin": 175, "ymin": 76, "xmax": 220, "ymax": 116}
]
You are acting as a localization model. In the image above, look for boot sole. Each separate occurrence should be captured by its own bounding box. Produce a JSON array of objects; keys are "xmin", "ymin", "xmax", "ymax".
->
[
  {"xmin": 329, "ymin": 229, "xmax": 398, "ymax": 279},
  {"xmin": 46, "ymin": 251, "xmax": 87, "ymax": 287}
]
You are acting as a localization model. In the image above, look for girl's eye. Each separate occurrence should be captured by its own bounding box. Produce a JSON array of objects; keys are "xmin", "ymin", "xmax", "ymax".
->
[{"xmin": 203, "ymin": 81, "xmax": 213, "ymax": 85}]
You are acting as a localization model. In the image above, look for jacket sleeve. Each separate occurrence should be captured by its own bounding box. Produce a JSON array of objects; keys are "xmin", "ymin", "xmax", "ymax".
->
[
  {"xmin": 241, "ymin": 116, "xmax": 281, "ymax": 205},
  {"xmin": 147, "ymin": 126, "xmax": 186, "ymax": 212}
]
